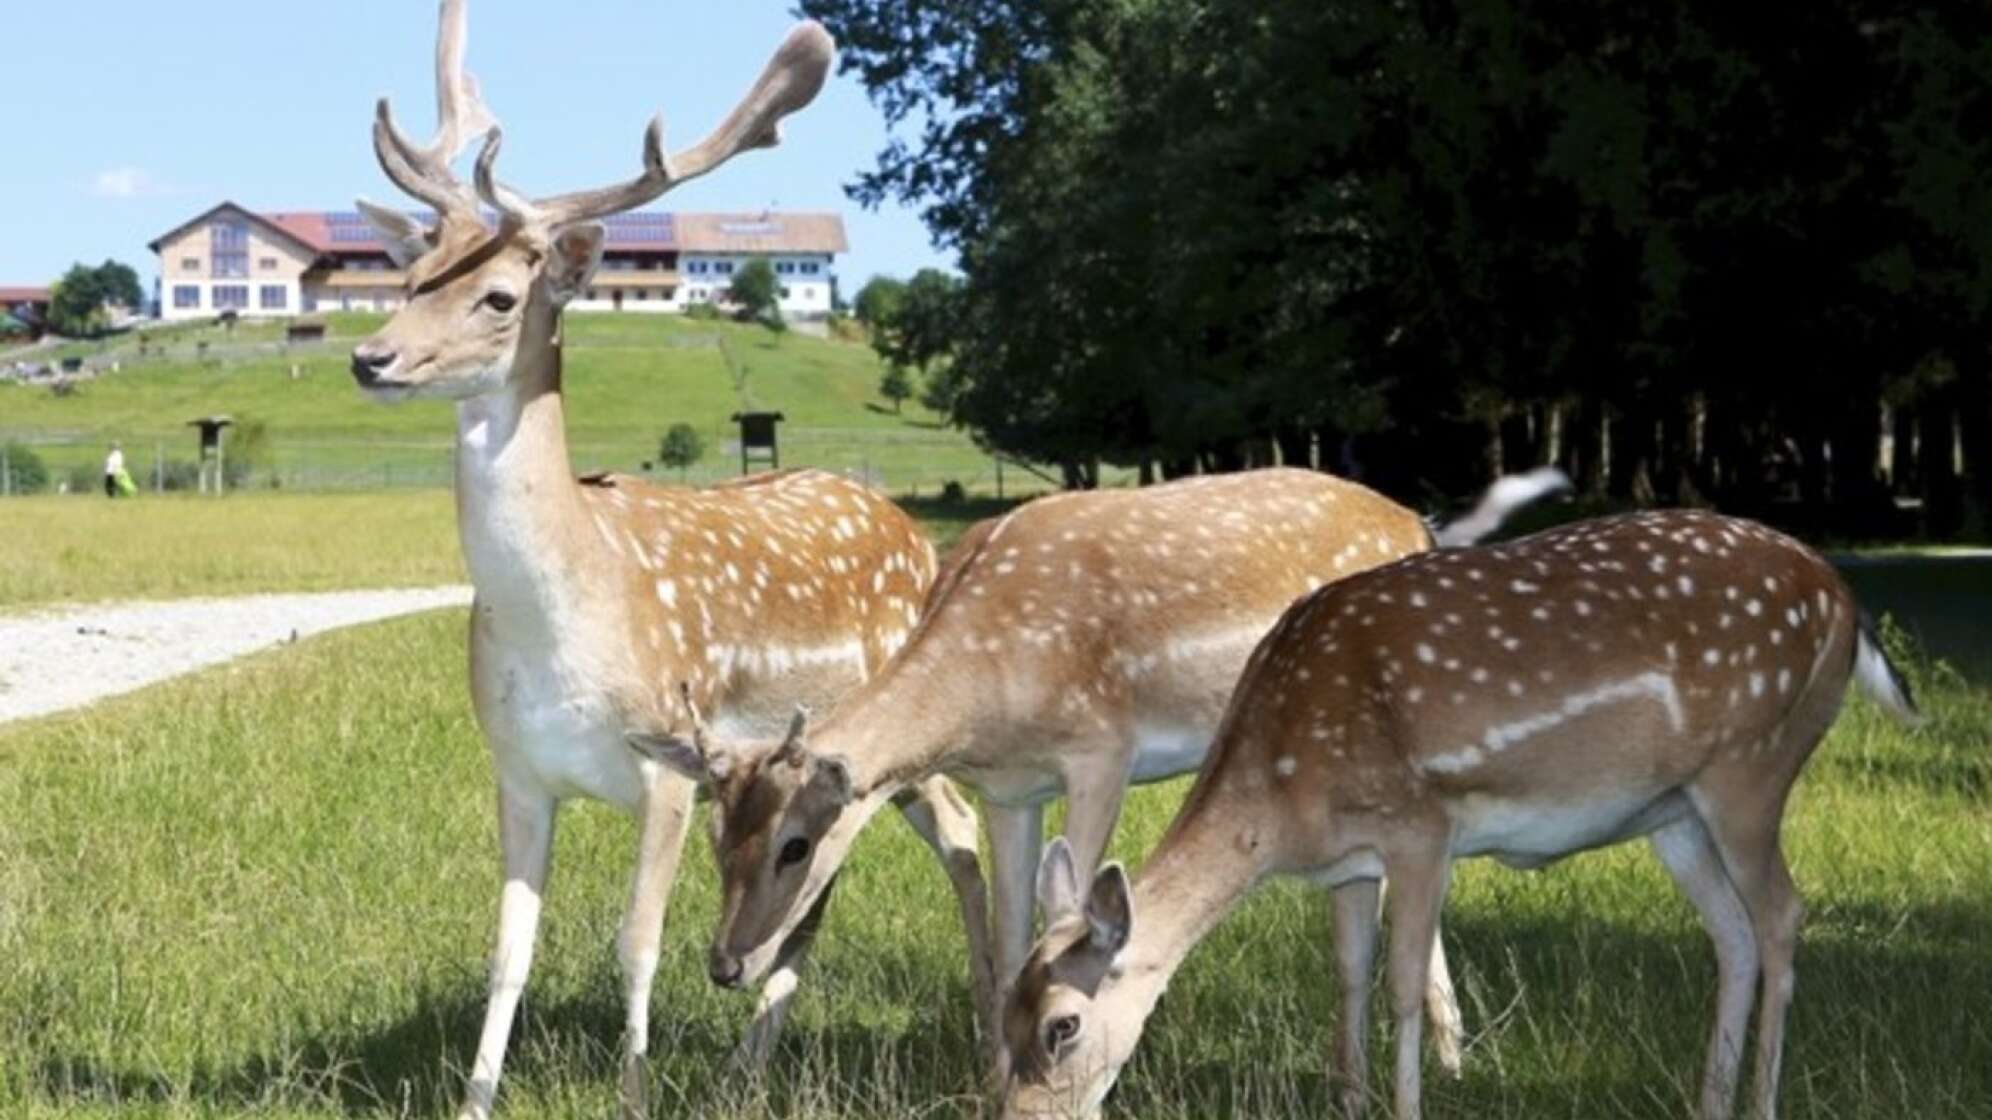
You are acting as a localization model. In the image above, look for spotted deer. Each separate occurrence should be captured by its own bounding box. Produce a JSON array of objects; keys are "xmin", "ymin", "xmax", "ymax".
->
[
  {"xmin": 345, "ymin": 5, "xmax": 988, "ymax": 1118},
  {"xmin": 629, "ymin": 467, "xmax": 1565, "ymax": 1075},
  {"xmin": 998, "ymin": 509, "xmax": 1921, "ymax": 1120}
]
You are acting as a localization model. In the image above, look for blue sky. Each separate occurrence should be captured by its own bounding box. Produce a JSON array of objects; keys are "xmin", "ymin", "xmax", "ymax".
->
[{"xmin": 0, "ymin": 1, "xmax": 950, "ymax": 294}]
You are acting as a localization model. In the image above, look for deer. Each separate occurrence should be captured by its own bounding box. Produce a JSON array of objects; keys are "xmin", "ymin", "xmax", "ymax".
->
[
  {"xmin": 629, "ymin": 466, "xmax": 1568, "ymax": 1079},
  {"xmin": 344, "ymin": 5, "xmax": 990, "ymax": 1118},
  {"xmin": 996, "ymin": 509, "xmax": 1922, "ymax": 1120}
]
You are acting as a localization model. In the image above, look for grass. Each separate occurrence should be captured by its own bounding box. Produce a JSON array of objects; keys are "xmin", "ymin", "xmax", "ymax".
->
[
  {"xmin": 0, "ymin": 578, "xmax": 1987, "ymax": 1116},
  {"xmin": 0, "ymin": 492, "xmax": 1006, "ymax": 610},
  {"xmin": 0, "ymin": 491, "xmax": 462, "ymax": 608},
  {"xmin": 0, "ymin": 313, "xmax": 1028, "ymax": 497}
]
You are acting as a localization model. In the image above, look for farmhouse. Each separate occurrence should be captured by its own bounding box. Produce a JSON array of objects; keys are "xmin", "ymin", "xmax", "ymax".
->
[
  {"xmin": 147, "ymin": 203, "xmax": 844, "ymax": 322},
  {"xmin": 0, "ymin": 286, "xmax": 51, "ymax": 334}
]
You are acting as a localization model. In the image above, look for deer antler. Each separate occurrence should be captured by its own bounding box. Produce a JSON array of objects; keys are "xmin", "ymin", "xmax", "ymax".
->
[
  {"xmin": 372, "ymin": 0, "xmax": 498, "ymax": 218},
  {"xmin": 475, "ymin": 21, "xmax": 835, "ymax": 230}
]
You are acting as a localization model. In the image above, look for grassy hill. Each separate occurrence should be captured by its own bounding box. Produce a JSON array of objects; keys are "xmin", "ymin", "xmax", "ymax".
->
[{"xmin": 1, "ymin": 313, "xmax": 1019, "ymax": 497}]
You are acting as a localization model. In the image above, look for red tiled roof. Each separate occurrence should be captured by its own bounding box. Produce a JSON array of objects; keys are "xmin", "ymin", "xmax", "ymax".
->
[{"xmin": 0, "ymin": 286, "xmax": 50, "ymax": 304}]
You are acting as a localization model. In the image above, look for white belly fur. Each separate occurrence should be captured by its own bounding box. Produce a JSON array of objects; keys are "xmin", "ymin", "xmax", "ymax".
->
[
  {"xmin": 1128, "ymin": 722, "xmax": 1213, "ymax": 784},
  {"xmin": 1452, "ymin": 789, "xmax": 1687, "ymax": 869}
]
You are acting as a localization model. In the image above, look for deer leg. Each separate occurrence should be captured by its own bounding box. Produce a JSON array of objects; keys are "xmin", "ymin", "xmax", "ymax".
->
[
  {"xmin": 616, "ymin": 769, "xmax": 696, "ymax": 1120},
  {"xmin": 457, "ymin": 781, "xmax": 556, "ymax": 1120},
  {"xmin": 1693, "ymin": 788, "xmax": 1803, "ymax": 1120},
  {"xmin": 984, "ymin": 800, "xmax": 1045, "ymax": 1084},
  {"xmin": 1055, "ymin": 756, "xmax": 1129, "ymax": 879},
  {"xmin": 730, "ymin": 873, "xmax": 837, "ymax": 1072},
  {"xmin": 1381, "ymin": 849, "xmax": 1451, "ymax": 1120},
  {"xmin": 1650, "ymin": 813, "xmax": 1758, "ymax": 1120},
  {"xmin": 1330, "ymin": 878, "xmax": 1382, "ymax": 1120},
  {"xmin": 1378, "ymin": 879, "xmax": 1466, "ymax": 1078},
  {"xmin": 895, "ymin": 777, "xmax": 997, "ymax": 1060}
]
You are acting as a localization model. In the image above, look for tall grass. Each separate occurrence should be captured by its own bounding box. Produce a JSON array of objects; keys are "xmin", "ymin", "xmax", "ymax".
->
[{"xmin": 0, "ymin": 608, "xmax": 1985, "ymax": 1118}]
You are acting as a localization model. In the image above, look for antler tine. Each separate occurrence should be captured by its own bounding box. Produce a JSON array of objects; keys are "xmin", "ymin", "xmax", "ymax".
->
[
  {"xmin": 370, "ymin": 0, "xmax": 499, "ymax": 217},
  {"xmin": 473, "ymin": 128, "xmax": 536, "ymax": 238},
  {"xmin": 532, "ymin": 21, "xmax": 835, "ymax": 228}
]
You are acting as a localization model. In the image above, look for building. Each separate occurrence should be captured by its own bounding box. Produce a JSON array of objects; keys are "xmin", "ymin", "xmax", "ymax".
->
[
  {"xmin": 146, "ymin": 203, "xmax": 845, "ymax": 322},
  {"xmin": 0, "ymin": 286, "xmax": 51, "ymax": 334}
]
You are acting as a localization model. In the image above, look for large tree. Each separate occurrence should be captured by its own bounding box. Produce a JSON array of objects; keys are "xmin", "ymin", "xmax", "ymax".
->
[{"xmin": 806, "ymin": 0, "xmax": 1992, "ymax": 528}]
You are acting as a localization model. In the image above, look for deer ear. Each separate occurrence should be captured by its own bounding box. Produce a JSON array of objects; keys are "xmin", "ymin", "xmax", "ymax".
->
[
  {"xmin": 808, "ymin": 753, "xmax": 855, "ymax": 804},
  {"xmin": 1086, "ymin": 862, "xmax": 1133, "ymax": 953},
  {"xmin": 356, "ymin": 198, "xmax": 432, "ymax": 268},
  {"xmin": 625, "ymin": 731, "xmax": 705, "ymax": 780},
  {"xmin": 1036, "ymin": 836, "xmax": 1082, "ymax": 921},
  {"xmin": 544, "ymin": 222, "xmax": 606, "ymax": 304}
]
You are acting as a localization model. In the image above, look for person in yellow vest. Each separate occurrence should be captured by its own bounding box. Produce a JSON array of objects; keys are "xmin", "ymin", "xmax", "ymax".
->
[{"xmin": 103, "ymin": 442, "xmax": 127, "ymax": 498}]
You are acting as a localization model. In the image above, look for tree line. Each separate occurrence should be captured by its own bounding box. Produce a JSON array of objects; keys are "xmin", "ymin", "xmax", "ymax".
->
[{"xmin": 810, "ymin": 0, "xmax": 1992, "ymax": 537}]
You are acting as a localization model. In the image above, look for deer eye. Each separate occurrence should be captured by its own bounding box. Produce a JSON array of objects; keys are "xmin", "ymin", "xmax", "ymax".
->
[
  {"xmin": 482, "ymin": 290, "xmax": 517, "ymax": 313},
  {"xmin": 1043, "ymin": 1013, "xmax": 1082, "ymax": 1055},
  {"xmin": 778, "ymin": 837, "xmax": 811, "ymax": 867}
]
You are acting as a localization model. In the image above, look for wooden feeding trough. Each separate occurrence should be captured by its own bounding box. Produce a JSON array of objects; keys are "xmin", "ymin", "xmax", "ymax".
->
[
  {"xmin": 729, "ymin": 410, "xmax": 785, "ymax": 474},
  {"xmin": 186, "ymin": 414, "xmax": 234, "ymax": 494}
]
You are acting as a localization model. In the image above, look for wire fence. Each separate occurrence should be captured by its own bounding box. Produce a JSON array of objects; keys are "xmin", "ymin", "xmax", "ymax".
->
[{"xmin": 0, "ymin": 436, "xmax": 1061, "ymax": 502}]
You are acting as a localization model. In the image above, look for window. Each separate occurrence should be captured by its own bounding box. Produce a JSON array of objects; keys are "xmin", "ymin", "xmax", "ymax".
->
[
  {"xmin": 259, "ymin": 285, "xmax": 287, "ymax": 310},
  {"xmin": 173, "ymin": 285, "xmax": 200, "ymax": 309},
  {"xmin": 776, "ymin": 261, "xmax": 795, "ymax": 275},
  {"xmin": 212, "ymin": 285, "xmax": 249, "ymax": 310},
  {"xmin": 211, "ymin": 221, "xmax": 249, "ymax": 278},
  {"xmin": 634, "ymin": 289, "xmax": 647, "ymax": 301},
  {"xmin": 259, "ymin": 257, "xmax": 278, "ymax": 271},
  {"xmin": 779, "ymin": 286, "xmax": 791, "ymax": 300},
  {"xmin": 687, "ymin": 260, "xmax": 708, "ymax": 275},
  {"xmin": 714, "ymin": 260, "xmax": 734, "ymax": 275},
  {"xmin": 586, "ymin": 289, "xmax": 598, "ymax": 301},
  {"xmin": 801, "ymin": 261, "xmax": 821, "ymax": 275},
  {"xmin": 181, "ymin": 257, "xmax": 200, "ymax": 272}
]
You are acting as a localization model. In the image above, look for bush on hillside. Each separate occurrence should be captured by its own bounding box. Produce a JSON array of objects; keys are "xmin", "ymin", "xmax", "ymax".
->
[
  {"xmin": 1, "ymin": 442, "xmax": 50, "ymax": 494},
  {"xmin": 684, "ymin": 301, "xmax": 725, "ymax": 322}
]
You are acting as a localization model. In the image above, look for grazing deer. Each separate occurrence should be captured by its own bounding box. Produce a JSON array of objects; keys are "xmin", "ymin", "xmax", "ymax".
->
[
  {"xmin": 997, "ymin": 509, "xmax": 1921, "ymax": 1120},
  {"xmin": 347, "ymin": 5, "xmax": 989, "ymax": 1118},
  {"xmin": 629, "ymin": 467, "xmax": 1563, "ymax": 1075}
]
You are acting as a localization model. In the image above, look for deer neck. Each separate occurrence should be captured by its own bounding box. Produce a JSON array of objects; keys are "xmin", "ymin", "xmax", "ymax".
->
[
  {"xmin": 1111, "ymin": 790, "xmax": 1271, "ymax": 1019},
  {"xmin": 452, "ymin": 326, "xmax": 604, "ymax": 619},
  {"xmin": 811, "ymin": 641, "xmax": 982, "ymax": 794}
]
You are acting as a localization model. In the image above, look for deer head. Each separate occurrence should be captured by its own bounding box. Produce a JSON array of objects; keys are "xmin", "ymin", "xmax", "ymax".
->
[
  {"xmin": 997, "ymin": 838, "xmax": 1140, "ymax": 1120},
  {"xmin": 349, "ymin": 0, "xmax": 833, "ymax": 400},
  {"xmin": 628, "ymin": 704, "xmax": 880, "ymax": 989}
]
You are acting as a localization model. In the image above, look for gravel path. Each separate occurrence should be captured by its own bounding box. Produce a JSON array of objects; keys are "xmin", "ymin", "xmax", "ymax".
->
[{"xmin": 0, "ymin": 586, "xmax": 472, "ymax": 725}]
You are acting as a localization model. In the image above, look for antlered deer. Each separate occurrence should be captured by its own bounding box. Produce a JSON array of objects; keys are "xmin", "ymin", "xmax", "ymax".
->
[
  {"xmin": 997, "ymin": 510, "xmax": 1920, "ymax": 1120},
  {"xmin": 630, "ymin": 467, "xmax": 1565, "ymax": 1075},
  {"xmin": 347, "ymin": 5, "xmax": 987, "ymax": 1117}
]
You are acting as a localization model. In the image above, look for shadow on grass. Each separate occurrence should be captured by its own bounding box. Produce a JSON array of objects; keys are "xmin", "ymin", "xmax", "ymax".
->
[{"xmin": 28, "ymin": 897, "xmax": 1992, "ymax": 1118}]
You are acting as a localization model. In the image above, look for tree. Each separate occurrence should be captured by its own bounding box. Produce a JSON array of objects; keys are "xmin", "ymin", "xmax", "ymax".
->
[
  {"xmin": 46, "ymin": 265, "xmax": 109, "ymax": 337},
  {"xmin": 95, "ymin": 260, "xmax": 144, "ymax": 311},
  {"xmin": 728, "ymin": 259, "xmax": 782, "ymax": 327},
  {"xmin": 878, "ymin": 365, "xmax": 914, "ymax": 413},
  {"xmin": 852, "ymin": 275, "xmax": 906, "ymax": 329},
  {"xmin": 873, "ymin": 268, "xmax": 961, "ymax": 375},
  {"xmin": 657, "ymin": 423, "xmax": 706, "ymax": 480},
  {"xmin": 805, "ymin": 0, "xmax": 1992, "ymax": 525}
]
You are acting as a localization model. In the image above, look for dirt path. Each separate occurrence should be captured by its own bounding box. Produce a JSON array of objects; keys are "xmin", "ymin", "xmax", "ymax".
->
[{"xmin": 0, "ymin": 586, "xmax": 472, "ymax": 725}]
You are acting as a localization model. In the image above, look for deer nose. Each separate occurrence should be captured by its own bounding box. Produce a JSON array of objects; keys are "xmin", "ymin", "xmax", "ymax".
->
[
  {"xmin": 350, "ymin": 345, "xmax": 398, "ymax": 385},
  {"xmin": 708, "ymin": 946, "xmax": 745, "ymax": 989}
]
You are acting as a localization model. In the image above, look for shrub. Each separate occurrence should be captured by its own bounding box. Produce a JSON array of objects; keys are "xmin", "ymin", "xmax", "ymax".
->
[
  {"xmin": 684, "ymin": 301, "xmax": 724, "ymax": 322},
  {"xmin": 657, "ymin": 423, "xmax": 706, "ymax": 480},
  {"xmin": 0, "ymin": 442, "xmax": 50, "ymax": 494}
]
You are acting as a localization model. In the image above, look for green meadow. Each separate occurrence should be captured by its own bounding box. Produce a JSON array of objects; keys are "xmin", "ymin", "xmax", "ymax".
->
[{"xmin": 1, "ymin": 313, "xmax": 1017, "ymax": 496}]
